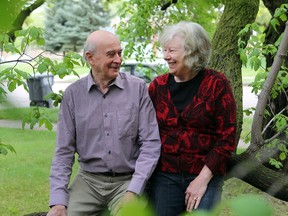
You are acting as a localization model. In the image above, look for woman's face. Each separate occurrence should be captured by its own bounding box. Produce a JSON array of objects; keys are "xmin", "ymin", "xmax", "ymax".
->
[{"xmin": 162, "ymin": 36, "xmax": 188, "ymax": 77}]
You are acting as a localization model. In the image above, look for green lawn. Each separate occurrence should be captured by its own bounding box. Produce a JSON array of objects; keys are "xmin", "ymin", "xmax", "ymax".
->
[
  {"xmin": 0, "ymin": 128, "xmax": 55, "ymax": 215},
  {"xmin": 0, "ymin": 127, "xmax": 80, "ymax": 216},
  {"xmin": 1, "ymin": 127, "xmax": 287, "ymax": 216},
  {"xmin": 0, "ymin": 107, "xmax": 59, "ymax": 123}
]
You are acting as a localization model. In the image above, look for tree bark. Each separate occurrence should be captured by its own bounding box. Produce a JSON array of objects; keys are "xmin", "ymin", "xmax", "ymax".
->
[{"xmin": 209, "ymin": 0, "xmax": 260, "ymax": 143}]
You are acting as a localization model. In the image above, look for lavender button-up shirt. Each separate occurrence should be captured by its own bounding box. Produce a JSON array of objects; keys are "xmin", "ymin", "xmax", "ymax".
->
[{"xmin": 49, "ymin": 72, "xmax": 161, "ymax": 206}]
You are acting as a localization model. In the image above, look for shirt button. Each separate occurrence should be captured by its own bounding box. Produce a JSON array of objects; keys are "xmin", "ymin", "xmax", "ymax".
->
[
  {"xmin": 107, "ymin": 132, "xmax": 109, "ymax": 136},
  {"xmin": 108, "ymin": 150, "xmax": 111, "ymax": 154},
  {"xmin": 104, "ymin": 114, "xmax": 108, "ymax": 117}
]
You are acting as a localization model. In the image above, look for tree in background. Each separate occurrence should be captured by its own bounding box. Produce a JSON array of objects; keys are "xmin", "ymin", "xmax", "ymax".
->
[{"xmin": 44, "ymin": 0, "xmax": 111, "ymax": 53}]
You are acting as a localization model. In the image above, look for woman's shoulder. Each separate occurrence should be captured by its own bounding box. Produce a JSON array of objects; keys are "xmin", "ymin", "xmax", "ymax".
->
[
  {"xmin": 203, "ymin": 68, "xmax": 229, "ymax": 82},
  {"xmin": 152, "ymin": 73, "xmax": 169, "ymax": 84}
]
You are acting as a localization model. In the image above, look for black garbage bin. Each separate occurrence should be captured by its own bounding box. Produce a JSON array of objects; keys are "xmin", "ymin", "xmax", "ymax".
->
[{"xmin": 27, "ymin": 74, "xmax": 54, "ymax": 108}]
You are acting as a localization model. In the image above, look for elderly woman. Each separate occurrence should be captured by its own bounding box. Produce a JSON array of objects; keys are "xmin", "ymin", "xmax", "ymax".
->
[{"xmin": 148, "ymin": 21, "xmax": 237, "ymax": 215}]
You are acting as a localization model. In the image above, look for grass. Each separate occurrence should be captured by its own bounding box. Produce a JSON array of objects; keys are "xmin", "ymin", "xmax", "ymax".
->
[
  {"xmin": 0, "ymin": 108, "xmax": 288, "ymax": 215},
  {"xmin": 0, "ymin": 128, "xmax": 55, "ymax": 215},
  {"xmin": 0, "ymin": 127, "xmax": 79, "ymax": 216},
  {"xmin": 0, "ymin": 107, "xmax": 59, "ymax": 123},
  {"xmin": 1, "ymin": 127, "xmax": 287, "ymax": 216}
]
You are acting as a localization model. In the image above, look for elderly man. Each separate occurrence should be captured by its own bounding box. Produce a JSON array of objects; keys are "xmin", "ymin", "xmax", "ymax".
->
[{"xmin": 47, "ymin": 30, "xmax": 161, "ymax": 216}]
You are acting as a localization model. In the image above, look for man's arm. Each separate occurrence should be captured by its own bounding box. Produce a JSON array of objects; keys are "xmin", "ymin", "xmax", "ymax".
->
[
  {"xmin": 49, "ymin": 89, "xmax": 76, "ymax": 207},
  {"xmin": 127, "ymin": 82, "xmax": 161, "ymax": 194}
]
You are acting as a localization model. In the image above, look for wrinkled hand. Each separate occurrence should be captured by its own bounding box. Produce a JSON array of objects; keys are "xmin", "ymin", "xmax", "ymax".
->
[
  {"xmin": 112, "ymin": 191, "xmax": 137, "ymax": 216},
  {"xmin": 46, "ymin": 205, "xmax": 66, "ymax": 216},
  {"xmin": 185, "ymin": 177, "xmax": 208, "ymax": 212}
]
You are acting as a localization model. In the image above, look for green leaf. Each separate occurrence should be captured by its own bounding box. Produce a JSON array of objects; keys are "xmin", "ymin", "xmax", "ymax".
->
[
  {"xmin": 279, "ymin": 152, "xmax": 286, "ymax": 161},
  {"xmin": 270, "ymin": 18, "xmax": 280, "ymax": 31},
  {"xmin": 0, "ymin": 143, "xmax": 16, "ymax": 155},
  {"xmin": 227, "ymin": 195, "xmax": 273, "ymax": 216},
  {"xmin": 30, "ymin": 26, "xmax": 39, "ymax": 40},
  {"xmin": 279, "ymin": 13, "xmax": 287, "ymax": 22},
  {"xmin": 45, "ymin": 120, "xmax": 53, "ymax": 131},
  {"xmin": 0, "ymin": 146, "xmax": 8, "ymax": 155},
  {"xmin": 8, "ymin": 81, "xmax": 17, "ymax": 92},
  {"xmin": 4, "ymin": 43, "xmax": 16, "ymax": 53},
  {"xmin": 37, "ymin": 38, "xmax": 45, "ymax": 46},
  {"xmin": 37, "ymin": 63, "xmax": 48, "ymax": 73},
  {"xmin": 14, "ymin": 68, "xmax": 29, "ymax": 79}
]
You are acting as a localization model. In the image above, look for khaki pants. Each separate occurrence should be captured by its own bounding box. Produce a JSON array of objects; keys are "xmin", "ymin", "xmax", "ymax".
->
[{"xmin": 67, "ymin": 169, "xmax": 132, "ymax": 216}]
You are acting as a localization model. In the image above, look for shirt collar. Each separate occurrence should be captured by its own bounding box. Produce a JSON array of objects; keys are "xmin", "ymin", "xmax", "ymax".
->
[{"xmin": 86, "ymin": 71, "xmax": 125, "ymax": 92}]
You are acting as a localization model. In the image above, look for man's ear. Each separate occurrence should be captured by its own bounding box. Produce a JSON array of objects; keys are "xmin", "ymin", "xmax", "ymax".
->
[{"xmin": 85, "ymin": 52, "xmax": 93, "ymax": 65}]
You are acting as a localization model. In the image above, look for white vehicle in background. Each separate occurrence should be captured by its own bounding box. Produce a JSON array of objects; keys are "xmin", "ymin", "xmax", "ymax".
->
[{"xmin": 120, "ymin": 59, "xmax": 167, "ymax": 83}]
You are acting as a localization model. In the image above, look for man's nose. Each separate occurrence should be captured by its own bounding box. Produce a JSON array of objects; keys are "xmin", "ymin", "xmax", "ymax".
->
[{"xmin": 114, "ymin": 54, "xmax": 122, "ymax": 63}]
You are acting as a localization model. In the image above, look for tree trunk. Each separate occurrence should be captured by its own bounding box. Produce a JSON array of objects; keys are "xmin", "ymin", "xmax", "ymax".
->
[
  {"xmin": 209, "ymin": 0, "xmax": 260, "ymax": 143},
  {"xmin": 228, "ymin": 153, "xmax": 288, "ymax": 201},
  {"xmin": 210, "ymin": 0, "xmax": 288, "ymax": 202}
]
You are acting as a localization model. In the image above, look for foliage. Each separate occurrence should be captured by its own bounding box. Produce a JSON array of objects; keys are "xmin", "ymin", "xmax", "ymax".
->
[
  {"xmin": 116, "ymin": 0, "xmax": 223, "ymax": 62},
  {"xmin": 0, "ymin": 0, "xmax": 27, "ymax": 34},
  {"xmin": 44, "ymin": 0, "xmax": 112, "ymax": 53},
  {"xmin": 237, "ymin": 4, "xmax": 288, "ymax": 169},
  {"xmin": 0, "ymin": 107, "xmax": 58, "ymax": 122},
  {"xmin": 0, "ymin": 143, "xmax": 16, "ymax": 155},
  {"xmin": 0, "ymin": 26, "xmax": 87, "ymax": 155}
]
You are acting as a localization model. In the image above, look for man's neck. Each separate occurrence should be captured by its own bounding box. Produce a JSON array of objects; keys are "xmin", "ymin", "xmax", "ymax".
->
[{"xmin": 92, "ymin": 72, "xmax": 112, "ymax": 94}]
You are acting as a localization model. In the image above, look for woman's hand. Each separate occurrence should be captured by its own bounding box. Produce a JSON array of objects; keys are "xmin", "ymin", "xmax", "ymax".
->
[{"xmin": 185, "ymin": 165, "xmax": 213, "ymax": 212}]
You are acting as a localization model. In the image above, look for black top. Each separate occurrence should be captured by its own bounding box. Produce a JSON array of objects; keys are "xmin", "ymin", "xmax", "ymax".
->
[{"xmin": 168, "ymin": 71, "xmax": 204, "ymax": 113}]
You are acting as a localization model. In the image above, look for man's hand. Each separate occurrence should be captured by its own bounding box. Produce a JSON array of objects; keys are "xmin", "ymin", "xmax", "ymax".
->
[
  {"xmin": 46, "ymin": 205, "xmax": 67, "ymax": 216},
  {"xmin": 112, "ymin": 191, "xmax": 138, "ymax": 216}
]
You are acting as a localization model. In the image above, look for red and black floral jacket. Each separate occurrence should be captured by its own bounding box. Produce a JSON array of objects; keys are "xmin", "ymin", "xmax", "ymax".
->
[{"xmin": 148, "ymin": 68, "xmax": 237, "ymax": 176}]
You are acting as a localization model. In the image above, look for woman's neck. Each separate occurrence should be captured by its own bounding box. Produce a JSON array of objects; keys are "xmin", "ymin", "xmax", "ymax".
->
[{"xmin": 174, "ymin": 70, "xmax": 199, "ymax": 83}]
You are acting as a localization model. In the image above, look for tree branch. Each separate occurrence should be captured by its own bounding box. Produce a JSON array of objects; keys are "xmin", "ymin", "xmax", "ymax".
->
[
  {"xmin": 249, "ymin": 21, "xmax": 288, "ymax": 154},
  {"xmin": 161, "ymin": 0, "xmax": 178, "ymax": 11},
  {"xmin": 262, "ymin": 106, "xmax": 288, "ymax": 135},
  {"xmin": 263, "ymin": 124, "xmax": 288, "ymax": 144},
  {"xmin": 8, "ymin": 0, "xmax": 45, "ymax": 41}
]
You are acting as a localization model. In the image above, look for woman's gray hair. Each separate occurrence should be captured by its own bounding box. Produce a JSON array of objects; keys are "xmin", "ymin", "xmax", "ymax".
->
[{"xmin": 159, "ymin": 21, "xmax": 211, "ymax": 72}]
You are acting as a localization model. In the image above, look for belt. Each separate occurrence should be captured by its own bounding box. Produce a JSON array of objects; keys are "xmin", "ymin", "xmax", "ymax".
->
[{"xmin": 99, "ymin": 172, "xmax": 133, "ymax": 177}]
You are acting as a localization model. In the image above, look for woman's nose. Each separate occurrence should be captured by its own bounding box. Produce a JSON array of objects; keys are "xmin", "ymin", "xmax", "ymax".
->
[{"xmin": 163, "ymin": 51, "xmax": 171, "ymax": 60}]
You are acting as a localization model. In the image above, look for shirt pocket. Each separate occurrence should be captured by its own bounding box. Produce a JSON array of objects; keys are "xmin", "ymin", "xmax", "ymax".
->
[{"xmin": 117, "ymin": 109, "xmax": 138, "ymax": 137}]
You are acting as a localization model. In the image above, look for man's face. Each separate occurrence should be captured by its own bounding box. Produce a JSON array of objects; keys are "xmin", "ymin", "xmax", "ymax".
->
[{"xmin": 88, "ymin": 37, "xmax": 122, "ymax": 80}]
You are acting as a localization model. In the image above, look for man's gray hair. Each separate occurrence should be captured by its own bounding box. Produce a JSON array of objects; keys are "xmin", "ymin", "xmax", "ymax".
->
[
  {"xmin": 83, "ymin": 40, "xmax": 96, "ymax": 61},
  {"xmin": 159, "ymin": 21, "xmax": 211, "ymax": 72}
]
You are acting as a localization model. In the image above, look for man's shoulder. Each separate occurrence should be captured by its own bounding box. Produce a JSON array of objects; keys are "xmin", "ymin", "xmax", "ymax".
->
[{"xmin": 64, "ymin": 75, "xmax": 89, "ymax": 94}]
